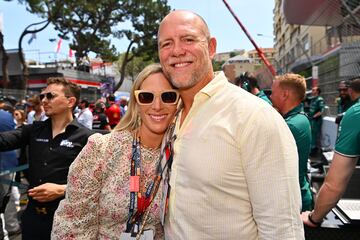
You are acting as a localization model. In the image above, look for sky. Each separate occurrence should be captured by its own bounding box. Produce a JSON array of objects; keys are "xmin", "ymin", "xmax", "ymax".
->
[{"xmin": 0, "ymin": 0, "xmax": 275, "ymax": 62}]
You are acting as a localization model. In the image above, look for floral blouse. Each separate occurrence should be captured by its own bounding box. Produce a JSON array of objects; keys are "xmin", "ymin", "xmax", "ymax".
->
[{"xmin": 51, "ymin": 130, "xmax": 164, "ymax": 239}]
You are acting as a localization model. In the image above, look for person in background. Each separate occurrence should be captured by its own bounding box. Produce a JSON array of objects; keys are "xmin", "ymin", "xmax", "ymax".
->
[
  {"xmin": 301, "ymin": 77, "xmax": 360, "ymax": 227},
  {"xmin": 26, "ymin": 95, "xmax": 48, "ymax": 124},
  {"xmin": 52, "ymin": 64, "xmax": 178, "ymax": 239},
  {"xmin": 13, "ymin": 109, "xmax": 27, "ymax": 128},
  {"xmin": 105, "ymin": 94, "xmax": 121, "ymax": 129},
  {"xmin": 0, "ymin": 101, "xmax": 18, "ymax": 239},
  {"xmin": 0, "ymin": 77, "xmax": 93, "ymax": 240},
  {"xmin": 271, "ymin": 73, "xmax": 313, "ymax": 211},
  {"xmin": 335, "ymin": 80, "xmax": 353, "ymax": 125},
  {"xmin": 119, "ymin": 96, "xmax": 128, "ymax": 117},
  {"xmin": 308, "ymin": 87, "xmax": 325, "ymax": 156},
  {"xmin": 92, "ymin": 102, "xmax": 111, "ymax": 131},
  {"xmin": 235, "ymin": 71, "xmax": 272, "ymax": 105},
  {"xmin": 76, "ymin": 99, "xmax": 93, "ymax": 129},
  {"xmin": 158, "ymin": 10, "xmax": 303, "ymax": 239}
]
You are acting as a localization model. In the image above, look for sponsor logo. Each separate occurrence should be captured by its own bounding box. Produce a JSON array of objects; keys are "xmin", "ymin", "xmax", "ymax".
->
[{"xmin": 60, "ymin": 140, "xmax": 74, "ymax": 148}]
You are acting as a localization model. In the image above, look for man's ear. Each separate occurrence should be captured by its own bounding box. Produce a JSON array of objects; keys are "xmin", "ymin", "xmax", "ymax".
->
[
  {"xmin": 68, "ymin": 97, "xmax": 77, "ymax": 109},
  {"xmin": 208, "ymin": 37, "xmax": 217, "ymax": 60},
  {"xmin": 283, "ymin": 89, "xmax": 290, "ymax": 100}
]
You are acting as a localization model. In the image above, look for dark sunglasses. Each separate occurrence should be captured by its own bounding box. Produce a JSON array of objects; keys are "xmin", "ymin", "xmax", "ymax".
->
[
  {"xmin": 134, "ymin": 90, "xmax": 179, "ymax": 105},
  {"xmin": 39, "ymin": 92, "xmax": 58, "ymax": 101}
]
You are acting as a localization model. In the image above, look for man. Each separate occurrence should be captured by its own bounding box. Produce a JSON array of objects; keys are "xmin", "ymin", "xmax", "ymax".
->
[
  {"xmin": 0, "ymin": 77, "xmax": 93, "ymax": 240},
  {"xmin": 76, "ymin": 99, "xmax": 93, "ymax": 129},
  {"xmin": 26, "ymin": 95, "xmax": 48, "ymax": 124},
  {"xmin": 235, "ymin": 72, "xmax": 272, "ymax": 105},
  {"xmin": 158, "ymin": 10, "xmax": 304, "ymax": 239},
  {"xmin": 105, "ymin": 94, "xmax": 121, "ymax": 129},
  {"xmin": 301, "ymin": 77, "xmax": 360, "ymax": 227},
  {"xmin": 271, "ymin": 73, "xmax": 313, "ymax": 211},
  {"xmin": 92, "ymin": 102, "xmax": 111, "ymax": 131},
  {"xmin": 335, "ymin": 80, "xmax": 353, "ymax": 125},
  {"xmin": 308, "ymin": 87, "xmax": 325, "ymax": 155},
  {"xmin": 0, "ymin": 102, "xmax": 18, "ymax": 240}
]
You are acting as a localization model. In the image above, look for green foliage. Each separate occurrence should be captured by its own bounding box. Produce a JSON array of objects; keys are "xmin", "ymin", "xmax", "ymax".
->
[
  {"xmin": 212, "ymin": 60, "xmax": 225, "ymax": 72},
  {"xmin": 116, "ymin": 53, "xmax": 153, "ymax": 82},
  {"xmin": 18, "ymin": 0, "xmax": 171, "ymax": 90}
]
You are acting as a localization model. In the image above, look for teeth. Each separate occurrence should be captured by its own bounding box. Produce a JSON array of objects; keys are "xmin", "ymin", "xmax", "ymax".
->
[
  {"xmin": 174, "ymin": 62, "xmax": 189, "ymax": 68},
  {"xmin": 150, "ymin": 115, "xmax": 166, "ymax": 121}
]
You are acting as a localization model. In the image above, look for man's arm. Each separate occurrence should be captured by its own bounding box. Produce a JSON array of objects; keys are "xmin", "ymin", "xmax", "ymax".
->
[
  {"xmin": 240, "ymin": 106, "xmax": 304, "ymax": 239},
  {"xmin": 28, "ymin": 183, "xmax": 66, "ymax": 202},
  {"xmin": 0, "ymin": 127, "xmax": 26, "ymax": 151},
  {"xmin": 301, "ymin": 153, "xmax": 358, "ymax": 226}
]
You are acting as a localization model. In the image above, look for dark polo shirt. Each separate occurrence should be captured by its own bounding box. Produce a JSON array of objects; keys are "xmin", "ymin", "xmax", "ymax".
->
[{"xmin": 0, "ymin": 118, "xmax": 93, "ymax": 197}]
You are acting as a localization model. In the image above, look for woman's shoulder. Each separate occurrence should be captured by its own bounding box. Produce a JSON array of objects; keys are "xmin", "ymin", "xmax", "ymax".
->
[{"xmin": 88, "ymin": 130, "xmax": 132, "ymax": 146}]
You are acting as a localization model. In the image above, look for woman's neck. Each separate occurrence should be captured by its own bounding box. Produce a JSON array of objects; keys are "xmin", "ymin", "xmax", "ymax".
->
[{"xmin": 137, "ymin": 128, "xmax": 162, "ymax": 149}]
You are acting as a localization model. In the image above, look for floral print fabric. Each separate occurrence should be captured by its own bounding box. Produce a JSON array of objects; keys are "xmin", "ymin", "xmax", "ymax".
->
[{"xmin": 51, "ymin": 130, "xmax": 163, "ymax": 239}]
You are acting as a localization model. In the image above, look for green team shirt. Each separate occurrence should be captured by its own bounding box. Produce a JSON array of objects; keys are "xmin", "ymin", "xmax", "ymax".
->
[
  {"xmin": 308, "ymin": 95, "xmax": 325, "ymax": 118},
  {"xmin": 284, "ymin": 104, "xmax": 313, "ymax": 210},
  {"xmin": 256, "ymin": 90, "xmax": 272, "ymax": 105},
  {"xmin": 335, "ymin": 98, "xmax": 360, "ymax": 157}
]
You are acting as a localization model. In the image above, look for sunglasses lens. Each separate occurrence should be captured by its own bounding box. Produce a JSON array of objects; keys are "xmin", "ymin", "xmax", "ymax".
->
[
  {"xmin": 39, "ymin": 93, "xmax": 55, "ymax": 101},
  {"xmin": 161, "ymin": 91, "xmax": 178, "ymax": 103},
  {"xmin": 138, "ymin": 92, "xmax": 154, "ymax": 104}
]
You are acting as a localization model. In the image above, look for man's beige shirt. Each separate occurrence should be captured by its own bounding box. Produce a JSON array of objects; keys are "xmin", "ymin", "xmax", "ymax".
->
[{"xmin": 164, "ymin": 72, "xmax": 304, "ymax": 240}]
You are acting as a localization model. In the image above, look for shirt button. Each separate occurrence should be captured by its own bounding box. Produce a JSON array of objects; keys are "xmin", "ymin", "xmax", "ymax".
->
[
  {"xmin": 39, "ymin": 179, "xmax": 42, "ymax": 183},
  {"xmin": 49, "ymin": 147, "xmax": 53, "ymax": 151},
  {"xmin": 44, "ymin": 162, "xmax": 47, "ymax": 166}
]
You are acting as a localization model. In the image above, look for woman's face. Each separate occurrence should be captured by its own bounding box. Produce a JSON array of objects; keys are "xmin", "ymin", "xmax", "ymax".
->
[
  {"xmin": 137, "ymin": 72, "xmax": 178, "ymax": 139},
  {"xmin": 13, "ymin": 110, "xmax": 23, "ymax": 122}
]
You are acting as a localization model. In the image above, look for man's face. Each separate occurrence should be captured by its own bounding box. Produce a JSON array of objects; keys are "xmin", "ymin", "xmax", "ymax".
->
[
  {"xmin": 270, "ymin": 80, "xmax": 285, "ymax": 113},
  {"xmin": 338, "ymin": 83, "xmax": 349, "ymax": 99},
  {"xmin": 158, "ymin": 12, "xmax": 216, "ymax": 91},
  {"xmin": 41, "ymin": 84, "xmax": 74, "ymax": 117},
  {"xmin": 311, "ymin": 87, "xmax": 319, "ymax": 96}
]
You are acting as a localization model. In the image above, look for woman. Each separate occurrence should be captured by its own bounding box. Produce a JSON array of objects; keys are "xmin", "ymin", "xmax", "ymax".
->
[
  {"xmin": 51, "ymin": 64, "xmax": 179, "ymax": 239},
  {"xmin": 13, "ymin": 109, "xmax": 27, "ymax": 128}
]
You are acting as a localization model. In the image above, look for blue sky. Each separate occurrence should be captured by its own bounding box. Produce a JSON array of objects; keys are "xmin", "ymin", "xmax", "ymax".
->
[{"xmin": 0, "ymin": 0, "xmax": 274, "ymax": 62}]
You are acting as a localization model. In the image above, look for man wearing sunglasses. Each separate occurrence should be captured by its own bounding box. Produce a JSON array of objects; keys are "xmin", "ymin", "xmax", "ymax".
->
[
  {"xmin": 158, "ymin": 10, "xmax": 304, "ymax": 239},
  {"xmin": 0, "ymin": 77, "xmax": 93, "ymax": 240}
]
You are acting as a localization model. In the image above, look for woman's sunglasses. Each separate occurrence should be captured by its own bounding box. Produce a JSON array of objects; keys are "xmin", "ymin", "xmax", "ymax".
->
[
  {"xmin": 134, "ymin": 90, "xmax": 179, "ymax": 105},
  {"xmin": 39, "ymin": 92, "xmax": 58, "ymax": 101}
]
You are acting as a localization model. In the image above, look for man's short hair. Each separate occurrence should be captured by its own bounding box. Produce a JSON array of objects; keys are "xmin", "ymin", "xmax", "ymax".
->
[
  {"xmin": 235, "ymin": 72, "xmax": 259, "ymax": 91},
  {"xmin": 349, "ymin": 77, "xmax": 360, "ymax": 92},
  {"xmin": 47, "ymin": 77, "xmax": 81, "ymax": 106},
  {"xmin": 275, "ymin": 73, "xmax": 307, "ymax": 101},
  {"xmin": 80, "ymin": 99, "xmax": 89, "ymax": 108},
  {"xmin": 108, "ymin": 94, "xmax": 115, "ymax": 102},
  {"xmin": 27, "ymin": 95, "xmax": 41, "ymax": 106}
]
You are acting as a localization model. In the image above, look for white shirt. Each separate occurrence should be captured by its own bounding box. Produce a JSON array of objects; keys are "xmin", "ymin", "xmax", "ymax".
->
[
  {"xmin": 77, "ymin": 108, "xmax": 93, "ymax": 129},
  {"xmin": 27, "ymin": 110, "xmax": 48, "ymax": 124},
  {"xmin": 164, "ymin": 72, "xmax": 304, "ymax": 240}
]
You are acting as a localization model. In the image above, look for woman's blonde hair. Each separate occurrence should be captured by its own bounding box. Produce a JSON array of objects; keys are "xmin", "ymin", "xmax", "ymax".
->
[{"xmin": 114, "ymin": 63, "xmax": 165, "ymax": 132}]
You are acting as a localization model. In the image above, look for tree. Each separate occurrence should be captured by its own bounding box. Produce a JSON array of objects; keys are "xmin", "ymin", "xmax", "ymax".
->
[
  {"xmin": 23, "ymin": 0, "xmax": 127, "ymax": 65},
  {"xmin": 16, "ymin": 0, "xmax": 171, "ymax": 91},
  {"xmin": 0, "ymin": 31, "xmax": 9, "ymax": 88},
  {"xmin": 116, "ymin": 53, "xmax": 153, "ymax": 82},
  {"xmin": 113, "ymin": 0, "xmax": 171, "ymax": 91}
]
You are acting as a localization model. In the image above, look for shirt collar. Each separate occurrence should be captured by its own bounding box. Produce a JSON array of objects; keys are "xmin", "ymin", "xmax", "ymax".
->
[
  {"xmin": 283, "ymin": 103, "xmax": 304, "ymax": 119},
  {"xmin": 198, "ymin": 71, "xmax": 227, "ymax": 98}
]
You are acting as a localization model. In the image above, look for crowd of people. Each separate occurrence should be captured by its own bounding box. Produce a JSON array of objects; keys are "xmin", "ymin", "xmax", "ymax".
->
[{"xmin": 0, "ymin": 9, "xmax": 359, "ymax": 240}]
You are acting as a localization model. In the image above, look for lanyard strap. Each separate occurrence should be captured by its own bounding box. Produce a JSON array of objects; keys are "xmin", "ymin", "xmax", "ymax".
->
[{"xmin": 125, "ymin": 130, "xmax": 176, "ymax": 234}]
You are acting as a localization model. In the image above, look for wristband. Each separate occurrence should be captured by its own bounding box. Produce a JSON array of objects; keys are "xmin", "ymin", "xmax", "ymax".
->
[{"xmin": 308, "ymin": 212, "xmax": 322, "ymax": 227}]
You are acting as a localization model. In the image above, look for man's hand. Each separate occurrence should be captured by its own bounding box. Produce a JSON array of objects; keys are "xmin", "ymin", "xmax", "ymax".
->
[
  {"xmin": 301, "ymin": 211, "xmax": 320, "ymax": 228},
  {"xmin": 28, "ymin": 183, "xmax": 66, "ymax": 202}
]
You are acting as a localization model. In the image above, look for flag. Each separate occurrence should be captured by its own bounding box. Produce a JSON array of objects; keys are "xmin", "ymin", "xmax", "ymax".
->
[
  {"xmin": 56, "ymin": 38, "xmax": 62, "ymax": 53},
  {"xmin": 28, "ymin": 33, "xmax": 36, "ymax": 45},
  {"xmin": 69, "ymin": 48, "xmax": 73, "ymax": 58}
]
